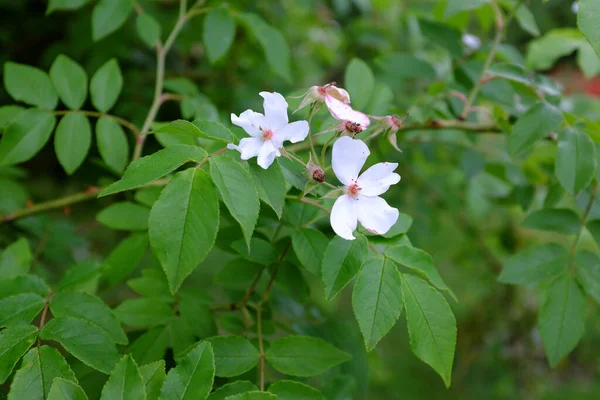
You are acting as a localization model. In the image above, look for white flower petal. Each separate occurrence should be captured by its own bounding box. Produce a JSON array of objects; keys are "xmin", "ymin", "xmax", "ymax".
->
[
  {"xmin": 327, "ymin": 86, "xmax": 351, "ymax": 104},
  {"xmin": 234, "ymin": 137, "xmax": 264, "ymax": 160},
  {"xmin": 260, "ymin": 91, "xmax": 289, "ymax": 130},
  {"xmin": 231, "ymin": 110, "xmax": 266, "ymax": 137},
  {"xmin": 325, "ymin": 95, "xmax": 370, "ymax": 127},
  {"xmin": 357, "ymin": 162, "xmax": 401, "ymax": 196},
  {"xmin": 275, "ymin": 120, "xmax": 309, "ymax": 146},
  {"xmin": 330, "ymin": 194, "xmax": 358, "ymax": 240},
  {"xmin": 257, "ymin": 140, "xmax": 278, "ymax": 169},
  {"xmin": 332, "ymin": 136, "xmax": 370, "ymax": 185},
  {"xmin": 357, "ymin": 196, "xmax": 399, "ymax": 235}
]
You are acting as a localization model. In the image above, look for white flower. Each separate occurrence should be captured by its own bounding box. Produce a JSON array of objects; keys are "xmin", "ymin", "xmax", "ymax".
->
[
  {"xmin": 229, "ymin": 92, "xmax": 310, "ymax": 169},
  {"xmin": 462, "ymin": 33, "xmax": 481, "ymax": 51},
  {"xmin": 296, "ymin": 83, "xmax": 351, "ymax": 111},
  {"xmin": 325, "ymin": 95, "xmax": 370, "ymax": 134},
  {"xmin": 330, "ymin": 136, "xmax": 401, "ymax": 240}
]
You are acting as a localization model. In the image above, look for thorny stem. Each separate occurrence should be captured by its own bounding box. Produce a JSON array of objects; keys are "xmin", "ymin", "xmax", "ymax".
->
[
  {"xmin": 52, "ymin": 110, "xmax": 140, "ymax": 136},
  {"xmin": 568, "ymin": 183, "xmax": 598, "ymax": 268}
]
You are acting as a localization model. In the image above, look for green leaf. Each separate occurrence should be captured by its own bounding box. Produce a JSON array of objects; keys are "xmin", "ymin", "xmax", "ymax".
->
[
  {"xmin": 498, "ymin": 243, "xmax": 569, "ymax": 285},
  {"xmin": 375, "ymin": 53, "xmax": 436, "ymax": 80},
  {"xmin": 237, "ymin": 13, "xmax": 292, "ymax": 81},
  {"xmin": 526, "ymin": 29, "xmax": 596, "ymax": 76},
  {"xmin": 208, "ymin": 381, "xmax": 257, "ymax": 400},
  {"xmin": 178, "ymin": 293, "xmax": 217, "ymax": 339},
  {"xmin": 50, "ymin": 291, "xmax": 128, "ymax": 345},
  {"xmin": 127, "ymin": 268, "xmax": 172, "ymax": 301},
  {"xmin": 0, "ymin": 108, "xmax": 56, "ymax": 166},
  {"xmin": 578, "ymin": 0, "xmax": 600, "ymax": 59},
  {"xmin": 0, "ymin": 238, "xmax": 31, "ymax": 279},
  {"xmin": 40, "ymin": 316, "xmax": 120, "ymax": 374},
  {"xmin": 268, "ymin": 380, "xmax": 325, "ymax": 400},
  {"xmin": 249, "ymin": 160, "xmax": 287, "ymax": 218},
  {"xmin": 152, "ymin": 120, "xmax": 233, "ymax": 144},
  {"xmin": 135, "ymin": 186, "xmax": 163, "ymax": 207},
  {"xmin": 385, "ymin": 245, "xmax": 456, "ymax": 301},
  {"xmin": 516, "ymin": 5, "xmax": 540, "ymax": 37},
  {"xmin": 278, "ymin": 156, "xmax": 308, "ymax": 191},
  {"xmin": 203, "ymin": 8, "xmax": 236, "ymax": 63},
  {"xmin": 57, "ymin": 261, "xmax": 103, "ymax": 292},
  {"xmin": 103, "ymin": 233, "xmax": 148, "ymax": 286},
  {"xmin": 159, "ymin": 342, "xmax": 215, "ymax": 400},
  {"xmin": 0, "ymin": 324, "xmax": 38, "ymax": 384},
  {"xmin": 139, "ymin": 360, "xmax": 166, "ymax": 400},
  {"xmin": 214, "ymin": 258, "xmax": 262, "ymax": 289},
  {"xmin": 90, "ymin": 59, "xmax": 123, "ymax": 112},
  {"xmin": 97, "ymin": 202, "xmax": 149, "ymax": 231},
  {"xmin": 539, "ymin": 275, "xmax": 586, "ymax": 367},
  {"xmin": 292, "ymin": 228, "xmax": 328, "ymax": 276},
  {"xmin": 47, "ymin": 0, "xmax": 90, "ymax": 14},
  {"xmin": 96, "ymin": 116, "xmax": 129, "ymax": 173},
  {"xmin": 113, "ymin": 298, "xmax": 172, "ymax": 328},
  {"xmin": 206, "ymin": 336, "xmax": 259, "ymax": 377},
  {"xmin": 92, "ymin": 0, "xmax": 134, "ymax": 41},
  {"xmin": 226, "ymin": 393, "xmax": 277, "ymax": 400},
  {"xmin": 210, "ymin": 155, "xmax": 260, "ymax": 249},
  {"xmin": 401, "ymin": 273, "xmax": 456, "ymax": 388},
  {"xmin": 0, "ymin": 105, "xmax": 25, "ymax": 131},
  {"xmin": 556, "ymin": 128, "xmax": 597, "ymax": 195},
  {"xmin": 487, "ymin": 63, "xmax": 560, "ymax": 96},
  {"xmin": 444, "ymin": 0, "xmax": 487, "ymax": 18},
  {"xmin": 136, "ymin": 13, "xmax": 161, "ymax": 48},
  {"xmin": 149, "ymin": 168, "xmax": 219, "ymax": 293},
  {"xmin": 48, "ymin": 378, "xmax": 89, "ymax": 400},
  {"xmin": 0, "ymin": 275, "xmax": 50, "ymax": 300},
  {"xmin": 49, "ymin": 55, "xmax": 88, "ymax": 110},
  {"xmin": 265, "ymin": 336, "xmax": 351, "ymax": 377},
  {"xmin": 521, "ymin": 208, "xmax": 581, "ymax": 234},
  {"xmin": 321, "ymin": 235, "xmax": 368, "ymax": 300},
  {"xmin": 100, "ymin": 355, "xmax": 145, "ymax": 400},
  {"xmin": 100, "ymin": 145, "xmax": 207, "ymax": 196},
  {"xmin": 8, "ymin": 346, "xmax": 77, "ymax": 400},
  {"xmin": 3, "ymin": 62, "xmax": 58, "ymax": 109},
  {"xmin": 344, "ymin": 58, "xmax": 374, "ymax": 110},
  {"xmin": 507, "ymin": 102, "xmax": 563, "ymax": 158},
  {"xmin": 352, "ymin": 255, "xmax": 403, "ymax": 351},
  {"xmin": 130, "ymin": 327, "xmax": 170, "ymax": 366},
  {"xmin": 381, "ymin": 213, "xmax": 413, "ymax": 238},
  {"xmin": 217, "ymin": 315, "xmax": 245, "ymax": 335},
  {"xmin": 575, "ymin": 250, "xmax": 600, "ymax": 305},
  {"xmin": 54, "ymin": 113, "xmax": 92, "ymax": 174},
  {"xmin": 419, "ymin": 19, "xmax": 462, "ymax": 57},
  {"xmin": 0, "ymin": 293, "xmax": 45, "ymax": 328},
  {"xmin": 231, "ymin": 237, "xmax": 278, "ymax": 265}
]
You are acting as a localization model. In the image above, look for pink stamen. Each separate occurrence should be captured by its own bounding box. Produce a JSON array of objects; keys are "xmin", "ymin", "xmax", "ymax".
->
[
  {"xmin": 348, "ymin": 183, "xmax": 361, "ymax": 198},
  {"xmin": 262, "ymin": 129, "xmax": 274, "ymax": 140}
]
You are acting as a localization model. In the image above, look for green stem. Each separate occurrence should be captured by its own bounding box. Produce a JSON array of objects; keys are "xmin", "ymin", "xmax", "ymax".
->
[
  {"xmin": 568, "ymin": 183, "xmax": 598, "ymax": 268},
  {"xmin": 52, "ymin": 110, "xmax": 140, "ymax": 136},
  {"xmin": 320, "ymin": 133, "xmax": 338, "ymax": 167}
]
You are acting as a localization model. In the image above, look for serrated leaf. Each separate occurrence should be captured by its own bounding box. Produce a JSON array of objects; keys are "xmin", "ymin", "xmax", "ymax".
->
[
  {"xmin": 40, "ymin": 316, "xmax": 120, "ymax": 374},
  {"xmin": 507, "ymin": 102, "xmax": 563, "ymax": 158},
  {"xmin": 226, "ymin": 393, "xmax": 277, "ymax": 400},
  {"xmin": 100, "ymin": 145, "xmax": 207, "ymax": 196},
  {"xmin": 50, "ymin": 291, "xmax": 128, "ymax": 345},
  {"xmin": 96, "ymin": 116, "xmax": 129, "ymax": 173},
  {"xmin": 385, "ymin": 245, "xmax": 456, "ymax": 300},
  {"xmin": 208, "ymin": 381, "xmax": 257, "ymax": 400},
  {"xmin": 8, "ymin": 346, "xmax": 77, "ymax": 400},
  {"xmin": 249, "ymin": 160, "xmax": 286, "ymax": 218},
  {"xmin": 521, "ymin": 208, "xmax": 581, "ymax": 234},
  {"xmin": 100, "ymin": 355, "xmax": 145, "ymax": 400},
  {"xmin": 97, "ymin": 202, "xmax": 149, "ymax": 231},
  {"xmin": 49, "ymin": 55, "xmax": 88, "ymax": 110},
  {"xmin": 344, "ymin": 58, "xmax": 374, "ymax": 110},
  {"xmin": 575, "ymin": 250, "xmax": 600, "ymax": 305},
  {"xmin": 203, "ymin": 8, "xmax": 236, "ymax": 63},
  {"xmin": 539, "ymin": 275, "xmax": 586, "ymax": 367},
  {"xmin": 268, "ymin": 380, "xmax": 325, "ymax": 400},
  {"xmin": 92, "ymin": 0, "xmax": 134, "ymax": 41},
  {"xmin": 47, "ymin": 0, "xmax": 90, "ymax": 14},
  {"xmin": 499, "ymin": 243, "xmax": 569, "ymax": 285},
  {"xmin": 103, "ymin": 233, "xmax": 148, "ymax": 286},
  {"xmin": 265, "ymin": 336, "xmax": 351, "ymax": 377},
  {"xmin": 0, "ymin": 325, "xmax": 38, "ymax": 384},
  {"xmin": 47, "ymin": 378, "xmax": 89, "ymax": 400},
  {"xmin": 0, "ymin": 275, "xmax": 50, "ymax": 300},
  {"xmin": 54, "ymin": 113, "xmax": 92, "ymax": 174},
  {"xmin": 138, "ymin": 361, "xmax": 164, "ymax": 400},
  {"xmin": 136, "ymin": 13, "xmax": 161, "ymax": 48},
  {"xmin": 0, "ymin": 293, "xmax": 45, "ymax": 328},
  {"xmin": 3, "ymin": 62, "xmax": 58, "ymax": 109},
  {"xmin": 0, "ymin": 238, "xmax": 31, "ymax": 279},
  {"xmin": 556, "ymin": 128, "xmax": 597, "ymax": 195},
  {"xmin": 321, "ymin": 235, "xmax": 368, "ymax": 300},
  {"xmin": 291, "ymin": 228, "xmax": 328, "ymax": 276},
  {"xmin": 0, "ymin": 108, "xmax": 56, "ymax": 166},
  {"xmin": 401, "ymin": 273, "xmax": 456, "ymax": 388},
  {"xmin": 352, "ymin": 255, "xmax": 403, "ymax": 351},
  {"xmin": 210, "ymin": 155, "xmax": 260, "ymax": 249},
  {"xmin": 206, "ymin": 336, "xmax": 259, "ymax": 378},
  {"xmin": 578, "ymin": 0, "xmax": 600, "ymax": 59},
  {"xmin": 149, "ymin": 168, "xmax": 219, "ymax": 293},
  {"xmin": 113, "ymin": 298, "xmax": 172, "ymax": 328},
  {"xmin": 57, "ymin": 261, "xmax": 102, "ymax": 292},
  {"xmin": 90, "ymin": 59, "xmax": 123, "ymax": 112},
  {"xmin": 159, "ymin": 342, "xmax": 215, "ymax": 400}
]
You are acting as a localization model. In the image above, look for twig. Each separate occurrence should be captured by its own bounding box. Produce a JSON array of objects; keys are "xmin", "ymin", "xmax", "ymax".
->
[
  {"xmin": 52, "ymin": 110, "xmax": 140, "ymax": 136},
  {"xmin": 196, "ymin": 147, "xmax": 228, "ymax": 168}
]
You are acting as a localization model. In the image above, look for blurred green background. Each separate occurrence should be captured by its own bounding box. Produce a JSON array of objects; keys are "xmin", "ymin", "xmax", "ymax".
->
[{"xmin": 2, "ymin": 0, "xmax": 600, "ymax": 399}]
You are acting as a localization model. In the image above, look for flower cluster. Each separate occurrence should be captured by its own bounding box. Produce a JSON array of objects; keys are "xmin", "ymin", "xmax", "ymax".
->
[{"xmin": 228, "ymin": 83, "xmax": 401, "ymax": 240}]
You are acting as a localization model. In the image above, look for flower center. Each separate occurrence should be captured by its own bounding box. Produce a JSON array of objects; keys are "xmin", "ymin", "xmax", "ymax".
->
[
  {"xmin": 347, "ymin": 183, "xmax": 361, "ymax": 198},
  {"xmin": 261, "ymin": 128, "xmax": 274, "ymax": 140}
]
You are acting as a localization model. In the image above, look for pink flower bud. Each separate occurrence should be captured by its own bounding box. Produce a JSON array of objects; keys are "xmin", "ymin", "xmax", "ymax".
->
[{"xmin": 295, "ymin": 83, "xmax": 351, "ymax": 112}]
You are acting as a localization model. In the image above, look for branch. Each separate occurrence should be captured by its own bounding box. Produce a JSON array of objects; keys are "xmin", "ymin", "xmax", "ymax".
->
[
  {"xmin": 52, "ymin": 110, "xmax": 140, "ymax": 136},
  {"xmin": 398, "ymin": 120, "xmax": 501, "ymax": 133}
]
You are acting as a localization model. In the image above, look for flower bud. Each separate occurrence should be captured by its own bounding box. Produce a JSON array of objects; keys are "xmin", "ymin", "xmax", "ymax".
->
[
  {"xmin": 306, "ymin": 157, "xmax": 325, "ymax": 183},
  {"xmin": 295, "ymin": 83, "xmax": 351, "ymax": 112}
]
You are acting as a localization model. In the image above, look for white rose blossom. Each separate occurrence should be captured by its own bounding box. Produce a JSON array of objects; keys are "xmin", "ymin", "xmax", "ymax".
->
[
  {"xmin": 228, "ymin": 92, "xmax": 310, "ymax": 169},
  {"xmin": 325, "ymin": 94, "xmax": 370, "ymax": 135},
  {"xmin": 330, "ymin": 136, "xmax": 401, "ymax": 240}
]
